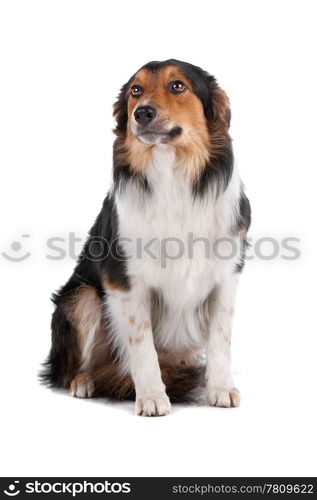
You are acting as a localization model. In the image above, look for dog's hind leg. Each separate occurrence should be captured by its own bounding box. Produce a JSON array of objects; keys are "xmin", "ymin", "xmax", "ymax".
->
[
  {"xmin": 70, "ymin": 371, "xmax": 95, "ymax": 398},
  {"xmin": 41, "ymin": 282, "xmax": 102, "ymax": 398},
  {"xmin": 66, "ymin": 284, "xmax": 102, "ymax": 398}
]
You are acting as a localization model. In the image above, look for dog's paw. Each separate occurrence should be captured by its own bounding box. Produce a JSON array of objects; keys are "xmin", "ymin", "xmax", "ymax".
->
[
  {"xmin": 135, "ymin": 392, "xmax": 171, "ymax": 417},
  {"xmin": 70, "ymin": 372, "xmax": 94, "ymax": 398},
  {"xmin": 207, "ymin": 386, "xmax": 240, "ymax": 408}
]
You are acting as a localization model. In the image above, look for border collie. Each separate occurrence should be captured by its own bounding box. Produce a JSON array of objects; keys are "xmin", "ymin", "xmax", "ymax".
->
[{"xmin": 41, "ymin": 59, "xmax": 251, "ymax": 416}]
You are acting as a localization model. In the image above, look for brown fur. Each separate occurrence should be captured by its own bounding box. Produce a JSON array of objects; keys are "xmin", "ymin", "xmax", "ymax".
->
[
  {"xmin": 128, "ymin": 315, "xmax": 135, "ymax": 325},
  {"xmin": 129, "ymin": 334, "xmax": 144, "ymax": 345},
  {"xmin": 207, "ymin": 85, "xmax": 231, "ymax": 158},
  {"xmin": 161, "ymin": 363, "xmax": 206, "ymax": 402},
  {"xmin": 103, "ymin": 278, "xmax": 128, "ymax": 293},
  {"xmin": 139, "ymin": 320, "xmax": 150, "ymax": 330},
  {"xmin": 64, "ymin": 285, "xmax": 101, "ymax": 353},
  {"xmin": 70, "ymin": 371, "xmax": 94, "ymax": 397},
  {"xmin": 122, "ymin": 66, "xmax": 211, "ymax": 180}
]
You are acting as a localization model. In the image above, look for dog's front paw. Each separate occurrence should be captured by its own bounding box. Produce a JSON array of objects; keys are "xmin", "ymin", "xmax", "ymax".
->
[
  {"xmin": 135, "ymin": 392, "xmax": 171, "ymax": 417},
  {"xmin": 207, "ymin": 386, "xmax": 240, "ymax": 408},
  {"xmin": 70, "ymin": 372, "xmax": 94, "ymax": 398}
]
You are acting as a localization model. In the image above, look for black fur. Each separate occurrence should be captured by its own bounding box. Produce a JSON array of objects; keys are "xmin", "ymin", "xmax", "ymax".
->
[
  {"xmin": 40, "ymin": 194, "xmax": 129, "ymax": 387},
  {"xmin": 79, "ymin": 193, "xmax": 130, "ymax": 290},
  {"xmin": 67, "ymin": 193, "xmax": 130, "ymax": 293},
  {"xmin": 237, "ymin": 189, "xmax": 252, "ymax": 232},
  {"xmin": 40, "ymin": 299, "xmax": 80, "ymax": 388},
  {"xmin": 193, "ymin": 148, "xmax": 234, "ymax": 198},
  {"xmin": 234, "ymin": 188, "xmax": 252, "ymax": 272}
]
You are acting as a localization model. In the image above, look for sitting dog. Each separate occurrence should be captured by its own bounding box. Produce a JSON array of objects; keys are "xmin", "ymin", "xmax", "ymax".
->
[{"xmin": 41, "ymin": 59, "xmax": 251, "ymax": 416}]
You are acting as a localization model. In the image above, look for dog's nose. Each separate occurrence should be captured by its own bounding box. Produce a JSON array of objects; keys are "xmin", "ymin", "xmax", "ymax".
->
[{"xmin": 134, "ymin": 106, "xmax": 157, "ymax": 126}]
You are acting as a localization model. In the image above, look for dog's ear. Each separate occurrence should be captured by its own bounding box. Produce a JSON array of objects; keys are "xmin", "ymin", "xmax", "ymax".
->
[
  {"xmin": 113, "ymin": 82, "xmax": 130, "ymax": 134},
  {"xmin": 209, "ymin": 82, "xmax": 231, "ymax": 131}
]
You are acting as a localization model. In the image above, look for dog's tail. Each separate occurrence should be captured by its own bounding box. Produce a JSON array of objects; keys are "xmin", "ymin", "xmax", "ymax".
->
[
  {"xmin": 40, "ymin": 296, "xmax": 81, "ymax": 389},
  {"xmin": 90, "ymin": 359, "xmax": 206, "ymax": 403},
  {"xmin": 162, "ymin": 363, "xmax": 206, "ymax": 403}
]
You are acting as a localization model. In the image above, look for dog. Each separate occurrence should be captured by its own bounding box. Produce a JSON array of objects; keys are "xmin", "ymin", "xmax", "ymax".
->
[{"xmin": 41, "ymin": 59, "xmax": 251, "ymax": 416}]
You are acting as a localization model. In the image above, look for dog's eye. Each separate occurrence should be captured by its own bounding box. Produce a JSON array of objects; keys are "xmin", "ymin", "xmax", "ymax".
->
[
  {"xmin": 131, "ymin": 85, "xmax": 143, "ymax": 97},
  {"xmin": 168, "ymin": 80, "xmax": 186, "ymax": 94}
]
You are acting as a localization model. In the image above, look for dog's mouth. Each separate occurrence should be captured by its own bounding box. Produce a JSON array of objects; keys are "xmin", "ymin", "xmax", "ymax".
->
[{"xmin": 135, "ymin": 126, "xmax": 182, "ymax": 145}]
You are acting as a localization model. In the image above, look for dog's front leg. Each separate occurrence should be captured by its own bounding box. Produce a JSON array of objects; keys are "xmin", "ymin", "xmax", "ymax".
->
[
  {"xmin": 206, "ymin": 273, "xmax": 240, "ymax": 408},
  {"xmin": 106, "ymin": 277, "xmax": 171, "ymax": 416}
]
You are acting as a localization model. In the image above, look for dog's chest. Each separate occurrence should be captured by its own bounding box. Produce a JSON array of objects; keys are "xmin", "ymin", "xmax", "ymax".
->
[{"xmin": 115, "ymin": 147, "xmax": 238, "ymax": 307}]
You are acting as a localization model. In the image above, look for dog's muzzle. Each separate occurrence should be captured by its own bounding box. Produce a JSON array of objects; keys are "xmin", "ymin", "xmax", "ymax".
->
[{"xmin": 132, "ymin": 105, "xmax": 182, "ymax": 145}]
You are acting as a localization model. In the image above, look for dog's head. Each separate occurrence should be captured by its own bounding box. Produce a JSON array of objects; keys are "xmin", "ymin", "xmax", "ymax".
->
[{"xmin": 113, "ymin": 59, "xmax": 232, "ymax": 181}]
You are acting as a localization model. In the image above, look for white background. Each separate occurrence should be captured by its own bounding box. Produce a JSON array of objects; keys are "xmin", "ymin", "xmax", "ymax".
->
[{"xmin": 0, "ymin": 0, "xmax": 316, "ymax": 477}]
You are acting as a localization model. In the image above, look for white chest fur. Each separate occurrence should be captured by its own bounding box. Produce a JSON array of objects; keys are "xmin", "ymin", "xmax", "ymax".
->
[{"xmin": 115, "ymin": 144, "xmax": 241, "ymax": 351}]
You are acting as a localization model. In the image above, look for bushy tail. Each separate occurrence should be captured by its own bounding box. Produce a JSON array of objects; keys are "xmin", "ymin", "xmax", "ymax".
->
[
  {"xmin": 162, "ymin": 363, "xmax": 206, "ymax": 403},
  {"xmin": 90, "ymin": 360, "xmax": 206, "ymax": 403},
  {"xmin": 40, "ymin": 305, "xmax": 80, "ymax": 388}
]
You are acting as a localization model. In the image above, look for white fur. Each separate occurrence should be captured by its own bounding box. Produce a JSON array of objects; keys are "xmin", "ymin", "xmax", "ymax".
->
[
  {"xmin": 107, "ymin": 143, "xmax": 242, "ymax": 413},
  {"xmin": 81, "ymin": 320, "xmax": 100, "ymax": 371},
  {"xmin": 105, "ymin": 277, "xmax": 171, "ymax": 416}
]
